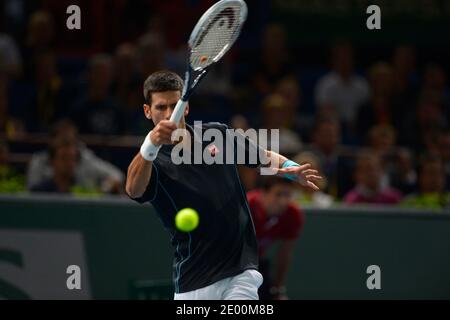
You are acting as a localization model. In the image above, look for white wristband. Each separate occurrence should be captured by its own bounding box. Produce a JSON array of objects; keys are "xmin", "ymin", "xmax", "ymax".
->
[{"xmin": 140, "ymin": 131, "xmax": 161, "ymax": 161}]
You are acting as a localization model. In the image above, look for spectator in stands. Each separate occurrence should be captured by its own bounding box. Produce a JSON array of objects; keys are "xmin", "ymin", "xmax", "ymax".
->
[
  {"xmin": 402, "ymin": 153, "xmax": 449, "ymax": 209},
  {"xmin": 292, "ymin": 151, "xmax": 333, "ymax": 208},
  {"xmin": 247, "ymin": 177, "xmax": 304, "ymax": 300},
  {"xmin": 367, "ymin": 124, "xmax": 398, "ymax": 179},
  {"xmin": 391, "ymin": 45, "xmax": 418, "ymax": 98},
  {"xmin": 275, "ymin": 75, "xmax": 313, "ymax": 141},
  {"xmin": 356, "ymin": 62, "xmax": 402, "ymax": 141},
  {"xmin": 261, "ymin": 94, "xmax": 302, "ymax": 156},
  {"xmin": 21, "ymin": 10, "xmax": 55, "ymax": 79},
  {"xmin": 344, "ymin": 150, "xmax": 402, "ymax": 205},
  {"xmin": 438, "ymin": 131, "xmax": 450, "ymax": 190},
  {"xmin": 366, "ymin": 124, "xmax": 401, "ymax": 192},
  {"xmin": 422, "ymin": 63, "xmax": 449, "ymax": 107},
  {"xmin": 71, "ymin": 54, "xmax": 125, "ymax": 135},
  {"xmin": 27, "ymin": 119, "xmax": 124, "ymax": 194},
  {"xmin": 275, "ymin": 76, "xmax": 301, "ymax": 115},
  {"xmin": 315, "ymin": 41, "xmax": 369, "ymax": 139},
  {"xmin": 112, "ymin": 43, "xmax": 147, "ymax": 135},
  {"xmin": 399, "ymin": 93, "xmax": 447, "ymax": 153},
  {"xmin": 388, "ymin": 45, "xmax": 419, "ymax": 127},
  {"xmin": 24, "ymin": 50, "xmax": 68, "ymax": 132},
  {"xmin": 136, "ymin": 34, "xmax": 166, "ymax": 80},
  {"xmin": 113, "ymin": 43, "xmax": 140, "ymax": 109},
  {"xmin": 367, "ymin": 124, "xmax": 396, "ymax": 159},
  {"xmin": 308, "ymin": 116, "xmax": 351, "ymax": 198},
  {"xmin": 26, "ymin": 10, "xmax": 55, "ymax": 51},
  {"xmin": 30, "ymin": 136, "xmax": 78, "ymax": 193},
  {"xmin": 251, "ymin": 24, "xmax": 294, "ymax": 97},
  {"xmin": 389, "ymin": 148, "xmax": 417, "ymax": 195}
]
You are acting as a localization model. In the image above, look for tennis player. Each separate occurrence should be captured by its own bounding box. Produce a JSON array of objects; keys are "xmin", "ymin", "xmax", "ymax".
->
[{"xmin": 126, "ymin": 70, "xmax": 321, "ymax": 300}]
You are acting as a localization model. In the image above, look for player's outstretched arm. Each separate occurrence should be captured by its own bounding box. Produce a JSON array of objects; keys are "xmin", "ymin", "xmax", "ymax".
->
[{"xmin": 262, "ymin": 150, "xmax": 323, "ymax": 191}]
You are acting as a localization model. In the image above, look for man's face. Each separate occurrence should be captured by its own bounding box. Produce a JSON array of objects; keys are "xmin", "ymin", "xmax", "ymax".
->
[
  {"xmin": 356, "ymin": 158, "xmax": 382, "ymax": 191},
  {"xmin": 315, "ymin": 123, "xmax": 340, "ymax": 154},
  {"xmin": 263, "ymin": 184, "xmax": 293, "ymax": 216},
  {"xmin": 143, "ymin": 91, "xmax": 188, "ymax": 126},
  {"xmin": 51, "ymin": 146, "xmax": 78, "ymax": 179},
  {"xmin": 333, "ymin": 46, "xmax": 353, "ymax": 77},
  {"xmin": 62, "ymin": 127, "xmax": 78, "ymax": 141}
]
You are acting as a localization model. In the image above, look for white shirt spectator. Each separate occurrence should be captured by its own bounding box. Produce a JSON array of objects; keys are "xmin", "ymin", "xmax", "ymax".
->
[
  {"xmin": 27, "ymin": 144, "xmax": 124, "ymax": 193},
  {"xmin": 315, "ymin": 72, "xmax": 370, "ymax": 124}
]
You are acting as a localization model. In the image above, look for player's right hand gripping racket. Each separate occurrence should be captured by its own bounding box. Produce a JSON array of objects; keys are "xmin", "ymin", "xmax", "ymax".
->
[{"xmin": 146, "ymin": 0, "xmax": 248, "ymax": 158}]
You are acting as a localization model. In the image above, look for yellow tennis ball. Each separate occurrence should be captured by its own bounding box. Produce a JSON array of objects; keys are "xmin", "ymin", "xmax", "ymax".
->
[{"xmin": 175, "ymin": 208, "xmax": 199, "ymax": 232}]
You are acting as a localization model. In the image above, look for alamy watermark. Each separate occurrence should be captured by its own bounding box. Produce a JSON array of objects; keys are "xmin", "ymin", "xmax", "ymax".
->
[
  {"xmin": 366, "ymin": 265, "xmax": 381, "ymax": 290},
  {"xmin": 66, "ymin": 5, "xmax": 381, "ymax": 31},
  {"xmin": 66, "ymin": 5, "xmax": 81, "ymax": 30},
  {"xmin": 66, "ymin": 265, "xmax": 81, "ymax": 290},
  {"xmin": 366, "ymin": 5, "xmax": 381, "ymax": 30},
  {"xmin": 168, "ymin": 121, "xmax": 280, "ymax": 176}
]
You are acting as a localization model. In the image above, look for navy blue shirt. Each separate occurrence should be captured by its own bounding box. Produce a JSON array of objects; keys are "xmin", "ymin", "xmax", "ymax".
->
[{"xmin": 132, "ymin": 122, "xmax": 262, "ymax": 293}]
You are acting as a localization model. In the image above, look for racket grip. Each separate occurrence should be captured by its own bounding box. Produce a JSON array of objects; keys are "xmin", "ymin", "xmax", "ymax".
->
[{"xmin": 170, "ymin": 99, "xmax": 188, "ymax": 125}]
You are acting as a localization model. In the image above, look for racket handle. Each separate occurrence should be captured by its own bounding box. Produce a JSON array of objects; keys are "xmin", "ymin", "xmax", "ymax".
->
[{"xmin": 170, "ymin": 99, "xmax": 188, "ymax": 125}]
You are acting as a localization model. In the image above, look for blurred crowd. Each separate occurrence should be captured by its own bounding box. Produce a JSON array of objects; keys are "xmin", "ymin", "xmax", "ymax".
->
[{"xmin": 0, "ymin": 3, "xmax": 449, "ymax": 209}]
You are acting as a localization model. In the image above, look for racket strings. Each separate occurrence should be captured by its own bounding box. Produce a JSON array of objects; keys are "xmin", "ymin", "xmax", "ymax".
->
[{"xmin": 190, "ymin": 4, "xmax": 243, "ymax": 70}]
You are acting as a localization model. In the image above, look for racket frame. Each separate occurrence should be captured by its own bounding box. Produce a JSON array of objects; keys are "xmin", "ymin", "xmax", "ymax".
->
[{"xmin": 146, "ymin": 0, "xmax": 247, "ymax": 159}]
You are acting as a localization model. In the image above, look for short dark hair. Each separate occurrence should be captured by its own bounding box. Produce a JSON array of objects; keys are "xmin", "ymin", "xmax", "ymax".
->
[
  {"xmin": 143, "ymin": 70, "xmax": 183, "ymax": 104},
  {"xmin": 50, "ymin": 119, "xmax": 78, "ymax": 138},
  {"xmin": 355, "ymin": 149, "xmax": 380, "ymax": 169}
]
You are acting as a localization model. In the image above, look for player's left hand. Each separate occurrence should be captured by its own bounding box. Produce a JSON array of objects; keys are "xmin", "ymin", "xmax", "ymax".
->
[{"xmin": 276, "ymin": 163, "xmax": 323, "ymax": 190}]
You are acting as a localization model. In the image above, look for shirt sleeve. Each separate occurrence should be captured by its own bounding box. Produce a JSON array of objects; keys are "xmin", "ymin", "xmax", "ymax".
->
[
  {"xmin": 26, "ymin": 152, "xmax": 51, "ymax": 189},
  {"xmin": 129, "ymin": 163, "xmax": 159, "ymax": 204}
]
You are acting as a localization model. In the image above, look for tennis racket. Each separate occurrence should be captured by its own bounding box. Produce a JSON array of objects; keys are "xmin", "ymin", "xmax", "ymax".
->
[{"xmin": 147, "ymin": 0, "xmax": 248, "ymax": 158}]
